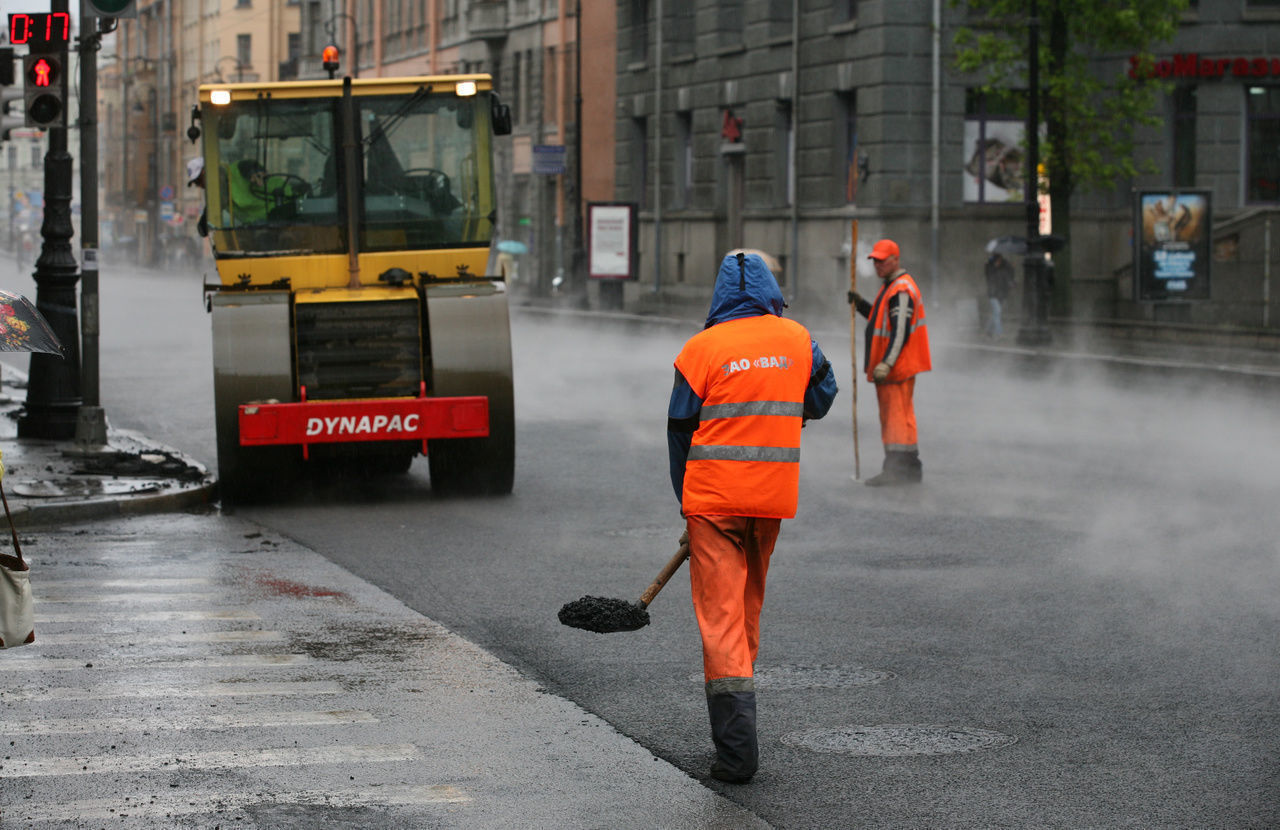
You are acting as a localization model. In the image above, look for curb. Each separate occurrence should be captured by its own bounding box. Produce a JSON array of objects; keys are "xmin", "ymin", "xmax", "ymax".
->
[{"xmin": 5, "ymin": 437, "xmax": 217, "ymax": 530}]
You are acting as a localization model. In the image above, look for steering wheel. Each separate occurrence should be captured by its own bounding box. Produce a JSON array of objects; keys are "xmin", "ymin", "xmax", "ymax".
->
[
  {"xmin": 402, "ymin": 168, "xmax": 458, "ymax": 213},
  {"xmin": 259, "ymin": 173, "xmax": 311, "ymax": 201}
]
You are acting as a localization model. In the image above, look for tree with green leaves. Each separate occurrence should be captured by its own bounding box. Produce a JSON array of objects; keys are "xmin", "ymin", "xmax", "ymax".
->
[{"xmin": 951, "ymin": 0, "xmax": 1189, "ymax": 315}]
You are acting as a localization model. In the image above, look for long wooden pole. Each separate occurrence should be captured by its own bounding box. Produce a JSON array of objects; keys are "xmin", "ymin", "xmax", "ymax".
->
[{"xmin": 849, "ymin": 219, "xmax": 860, "ymax": 480}]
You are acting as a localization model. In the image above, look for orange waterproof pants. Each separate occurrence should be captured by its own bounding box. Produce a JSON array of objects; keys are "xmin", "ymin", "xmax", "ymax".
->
[
  {"xmin": 687, "ymin": 515, "xmax": 781, "ymax": 683},
  {"xmin": 875, "ymin": 376, "xmax": 918, "ymax": 451}
]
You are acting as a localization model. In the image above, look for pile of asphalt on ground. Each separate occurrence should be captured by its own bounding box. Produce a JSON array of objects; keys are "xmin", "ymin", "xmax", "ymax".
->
[
  {"xmin": 72, "ymin": 450, "xmax": 207, "ymax": 482},
  {"xmin": 558, "ymin": 595, "xmax": 650, "ymax": 633}
]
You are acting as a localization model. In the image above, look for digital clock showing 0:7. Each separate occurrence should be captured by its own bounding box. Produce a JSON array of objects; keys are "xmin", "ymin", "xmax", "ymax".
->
[{"xmin": 8, "ymin": 13, "xmax": 72, "ymax": 51}]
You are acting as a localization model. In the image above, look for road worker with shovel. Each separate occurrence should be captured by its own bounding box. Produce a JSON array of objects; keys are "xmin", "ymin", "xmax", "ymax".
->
[{"xmin": 667, "ymin": 250, "xmax": 838, "ymax": 783}]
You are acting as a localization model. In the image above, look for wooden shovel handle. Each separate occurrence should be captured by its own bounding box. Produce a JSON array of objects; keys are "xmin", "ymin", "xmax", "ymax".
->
[{"xmin": 638, "ymin": 540, "xmax": 691, "ymax": 609}]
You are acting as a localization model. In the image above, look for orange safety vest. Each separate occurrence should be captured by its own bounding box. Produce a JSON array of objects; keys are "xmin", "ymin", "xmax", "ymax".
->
[
  {"xmin": 866, "ymin": 271, "xmax": 931, "ymax": 382},
  {"xmin": 674, "ymin": 315, "xmax": 815, "ymax": 519}
]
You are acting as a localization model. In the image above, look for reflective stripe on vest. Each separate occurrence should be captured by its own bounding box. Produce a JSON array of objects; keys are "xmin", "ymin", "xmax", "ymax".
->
[
  {"xmin": 701, "ymin": 400, "xmax": 804, "ymax": 420},
  {"xmin": 688, "ymin": 445, "xmax": 802, "ymax": 462}
]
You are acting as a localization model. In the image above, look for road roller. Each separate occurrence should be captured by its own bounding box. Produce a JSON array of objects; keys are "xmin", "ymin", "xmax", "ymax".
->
[{"xmin": 189, "ymin": 74, "xmax": 515, "ymax": 502}]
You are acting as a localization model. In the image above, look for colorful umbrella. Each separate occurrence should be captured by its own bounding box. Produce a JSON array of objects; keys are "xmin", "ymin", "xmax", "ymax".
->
[{"xmin": 0, "ymin": 289, "xmax": 63, "ymax": 356}]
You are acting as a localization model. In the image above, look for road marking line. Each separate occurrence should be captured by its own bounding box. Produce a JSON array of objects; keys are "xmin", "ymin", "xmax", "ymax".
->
[
  {"xmin": 33, "ymin": 629, "xmax": 285, "ymax": 645},
  {"xmin": 37, "ymin": 577, "xmax": 213, "ymax": 589},
  {"xmin": 36, "ymin": 608, "xmax": 261, "ymax": 622},
  {"xmin": 0, "ymin": 653, "xmax": 312, "ymax": 671},
  {"xmin": 0, "ymin": 708, "xmax": 378, "ymax": 736},
  {"xmin": 0, "ymin": 743, "xmax": 421, "ymax": 778},
  {"xmin": 8, "ymin": 783, "xmax": 469, "ymax": 822},
  {"xmin": 35, "ymin": 591, "xmax": 221, "ymax": 604},
  {"xmin": 0, "ymin": 679, "xmax": 343, "ymax": 702}
]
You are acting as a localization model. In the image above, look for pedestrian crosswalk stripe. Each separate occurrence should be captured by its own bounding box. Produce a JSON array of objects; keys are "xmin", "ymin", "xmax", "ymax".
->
[
  {"xmin": 8, "ymin": 783, "xmax": 470, "ymax": 823},
  {"xmin": 0, "ymin": 708, "xmax": 377, "ymax": 736},
  {"xmin": 1, "ymin": 679, "xmax": 343, "ymax": 702},
  {"xmin": 0, "ymin": 653, "xmax": 312, "ymax": 671},
  {"xmin": 0, "ymin": 742, "xmax": 421, "ymax": 778},
  {"xmin": 34, "ymin": 628, "xmax": 285, "ymax": 645},
  {"xmin": 36, "ymin": 608, "xmax": 261, "ymax": 622},
  {"xmin": 37, "ymin": 577, "xmax": 213, "ymax": 589},
  {"xmin": 35, "ymin": 591, "xmax": 221, "ymax": 604}
]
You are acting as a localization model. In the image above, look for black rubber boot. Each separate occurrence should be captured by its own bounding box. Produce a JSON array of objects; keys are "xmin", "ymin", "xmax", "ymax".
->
[
  {"xmin": 707, "ymin": 690, "xmax": 758, "ymax": 783},
  {"xmin": 865, "ymin": 450, "xmax": 922, "ymax": 486}
]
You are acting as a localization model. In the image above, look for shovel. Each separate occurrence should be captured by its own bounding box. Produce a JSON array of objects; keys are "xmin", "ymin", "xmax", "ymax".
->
[{"xmin": 558, "ymin": 538, "xmax": 691, "ymax": 634}]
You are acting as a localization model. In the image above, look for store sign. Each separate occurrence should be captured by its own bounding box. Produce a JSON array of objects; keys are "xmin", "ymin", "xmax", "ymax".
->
[
  {"xmin": 1129, "ymin": 53, "xmax": 1280, "ymax": 80},
  {"xmin": 1133, "ymin": 190, "xmax": 1211, "ymax": 302}
]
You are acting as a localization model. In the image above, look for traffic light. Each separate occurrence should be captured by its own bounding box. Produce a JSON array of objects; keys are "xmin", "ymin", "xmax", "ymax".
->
[
  {"xmin": 85, "ymin": 0, "xmax": 137, "ymax": 18},
  {"xmin": 23, "ymin": 52, "xmax": 65, "ymax": 129},
  {"xmin": 1, "ymin": 48, "xmax": 20, "ymax": 141}
]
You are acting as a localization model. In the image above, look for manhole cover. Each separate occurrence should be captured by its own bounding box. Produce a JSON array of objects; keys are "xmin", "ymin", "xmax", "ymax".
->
[
  {"xmin": 781, "ymin": 724, "xmax": 1016, "ymax": 757},
  {"xmin": 687, "ymin": 664, "xmax": 895, "ymax": 689},
  {"xmin": 13, "ymin": 479, "xmax": 164, "ymax": 498}
]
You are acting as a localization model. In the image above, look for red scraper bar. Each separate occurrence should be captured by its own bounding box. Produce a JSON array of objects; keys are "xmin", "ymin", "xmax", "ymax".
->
[{"xmin": 239, "ymin": 393, "xmax": 489, "ymax": 450}]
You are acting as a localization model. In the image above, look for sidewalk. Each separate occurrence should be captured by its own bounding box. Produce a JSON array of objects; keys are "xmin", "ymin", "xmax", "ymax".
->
[{"xmin": 0, "ymin": 365, "xmax": 216, "ymax": 529}]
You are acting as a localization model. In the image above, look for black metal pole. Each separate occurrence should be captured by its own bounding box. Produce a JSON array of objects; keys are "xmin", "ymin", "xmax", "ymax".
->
[
  {"xmin": 1017, "ymin": 0, "xmax": 1051, "ymax": 346},
  {"xmin": 19, "ymin": 0, "xmax": 82, "ymax": 439},
  {"xmin": 75, "ymin": 2, "xmax": 107, "ymax": 447}
]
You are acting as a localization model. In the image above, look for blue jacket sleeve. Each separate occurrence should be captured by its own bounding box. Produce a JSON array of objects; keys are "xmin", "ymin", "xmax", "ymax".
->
[
  {"xmin": 666, "ymin": 368, "xmax": 702, "ymax": 505},
  {"xmin": 804, "ymin": 340, "xmax": 838, "ymax": 420}
]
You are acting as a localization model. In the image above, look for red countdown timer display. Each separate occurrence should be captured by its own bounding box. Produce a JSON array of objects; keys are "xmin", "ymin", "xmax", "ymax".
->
[{"xmin": 9, "ymin": 13, "xmax": 72, "ymax": 51}]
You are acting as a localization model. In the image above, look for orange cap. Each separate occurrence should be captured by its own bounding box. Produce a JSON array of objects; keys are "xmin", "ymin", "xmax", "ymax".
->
[{"xmin": 868, "ymin": 239, "xmax": 899, "ymax": 260}]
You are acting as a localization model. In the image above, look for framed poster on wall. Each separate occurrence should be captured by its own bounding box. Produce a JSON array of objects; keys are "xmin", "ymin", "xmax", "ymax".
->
[
  {"xmin": 587, "ymin": 202, "xmax": 637, "ymax": 280},
  {"xmin": 1134, "ymin": 190, "xmax": 1211, "ymax": 301}
]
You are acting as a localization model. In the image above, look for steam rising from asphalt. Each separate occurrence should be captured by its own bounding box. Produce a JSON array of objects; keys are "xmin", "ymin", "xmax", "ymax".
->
[{"xmin": 514, "ymin": 308, "xmax": 1280, "ymax": 622}]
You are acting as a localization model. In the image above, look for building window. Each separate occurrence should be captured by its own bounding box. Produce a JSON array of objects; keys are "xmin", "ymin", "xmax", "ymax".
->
[
  {"xmin": 776, "ymin": 99, "xmax": 794, "ymax": 207},
  {"xmin": 237, "ymin": 34, "xmax": 251, "ymax": 70},
  {"xmin": 1172, "ymin": 85, "xmax": 1196, "ymax": 188},
  {"xmin": 632, "ymin": 116, "xmax": 648, "ymax": 208},
  {"xmin": 833, "ymin": 1, "xmax": 858, "ymax": 24},
  {"xmin": 964, "ymin": 89, "xmax": 1027, "ymax": 204},
  {"xmin": 511, "ymin": 52, "xmax": 522, "ymax": 125},
  {"xmin": 767, "ymin": 0, "xmax": 793, "ymax": 38},
  {"xmin": 1246, "ymin": 85, "xmax": 1280, "ymax": 202},
  {"xmin": 630, "ymin": 0, "xmax": 649, "ymax": 63},
  {"xmin": 835, "ymin": 90, "xmax": 858, "ymax": 204},
  {"xmin": 717, "ymin": 0, "xmax": 744, "ymax": 49},
  {"xmin": 544, "ymin": 47, "xmax": 558, "ymax": 127},
  {"xmin": 675, "ymin": 110, "xmax": 693, "ymax": 208},
  {"xmin": 668, "ymin": 2, "xmax": 694, "ymax": 57}
]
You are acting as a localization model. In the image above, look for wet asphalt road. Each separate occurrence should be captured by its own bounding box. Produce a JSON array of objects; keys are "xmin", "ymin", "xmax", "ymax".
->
[{"xmin": 12, "ymin": 258, "xmax": 1280, "ymax": 828}]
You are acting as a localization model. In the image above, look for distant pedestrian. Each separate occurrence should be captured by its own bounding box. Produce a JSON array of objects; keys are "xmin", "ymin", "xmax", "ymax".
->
[
  {"xmin": 848, "ymin": 238, "xmax": 932, "ymax": 486},
  {"xmin": 985, "ymin": 252, "xmax": 1015, "ymax": 339},
  {"xmin": 668, "ymin": 249, "xmax": 838, "ymax": 783},
  {"xmin": 187, "ymin": 157, "xmax": 208, "ymax": 238}
]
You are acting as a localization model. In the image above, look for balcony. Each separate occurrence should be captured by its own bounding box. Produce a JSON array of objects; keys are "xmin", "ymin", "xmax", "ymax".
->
[{"xmin": 468, "ymin": 1, "xmax": 508, "ymax": 43}]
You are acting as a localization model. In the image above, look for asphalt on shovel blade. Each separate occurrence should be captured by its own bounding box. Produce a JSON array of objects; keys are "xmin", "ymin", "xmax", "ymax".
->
[{"xmin": 558, "ymin": 595, "xmax": 650, "ymax": 633}]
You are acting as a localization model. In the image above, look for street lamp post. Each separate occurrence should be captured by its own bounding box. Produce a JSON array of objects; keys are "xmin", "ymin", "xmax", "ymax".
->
[
  {"xmin": 19, "ymin": 0, "xmax": 82, "ymax": 439},
  {"xmin": 1016, "ymin": 0, "xmax": 1052, "ymax": 347},
  {"xmin": 325, "ymin": 12, "xmax": 358, "ymax": 78},
  {"xmin": 213, "ymin": 55, "xmax": 244, "ymax": 83}
]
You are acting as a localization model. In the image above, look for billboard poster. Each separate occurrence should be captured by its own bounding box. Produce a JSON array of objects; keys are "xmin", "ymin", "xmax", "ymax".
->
[
  {"xmin": 1134, "ymin": 190, "xmax": 1211, "ymax": 301},
  {"xmin": 587, "ymin": 202, "xmax": 637, "ymax": 280},
  {"xmin": 964, "ymin": 119, "xmax": 1026, "ymax": 203}
]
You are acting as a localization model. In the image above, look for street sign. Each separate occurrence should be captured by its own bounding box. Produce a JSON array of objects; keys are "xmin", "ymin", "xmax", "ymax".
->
[
  {"xmin": 532, "ymin": 144, "xmax": 566, "ymax": 176},
  {"xmin": 159, "ymin": 185, "xmax": 174, "ymax": 201}
]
